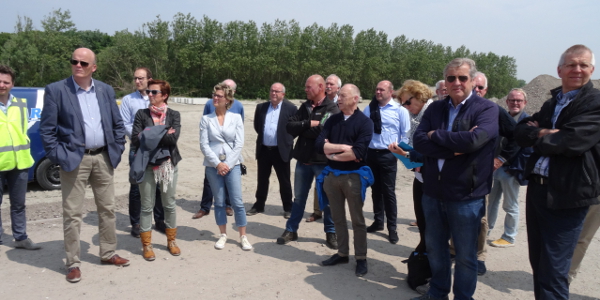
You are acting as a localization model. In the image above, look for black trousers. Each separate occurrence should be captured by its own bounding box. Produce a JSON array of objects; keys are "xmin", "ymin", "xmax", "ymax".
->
[
  {"xmin": 412, "ymin": 177, "xmax": 427, "ymax": 253},
  {"xmin": 526, "ymin": 179, "xmax": 588, "ymax": 300},
  {"xmin": 367, "ymin": 148, "xmax": 398, "ymax": 231},
  {"xmin": 252, "ymin": 145, "xmax": 293, "ymax": 212}
]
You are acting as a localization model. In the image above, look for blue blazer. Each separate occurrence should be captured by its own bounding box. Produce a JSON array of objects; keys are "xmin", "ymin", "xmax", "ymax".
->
[{"xmin": 40, "ymin": 77, "xmax": 126, "ymax": 172}]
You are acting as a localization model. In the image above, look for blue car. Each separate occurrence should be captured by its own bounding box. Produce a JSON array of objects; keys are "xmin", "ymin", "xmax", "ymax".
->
[{"xmin": 10, "ymin": 87, "xmax": 61, "ymax": 190}]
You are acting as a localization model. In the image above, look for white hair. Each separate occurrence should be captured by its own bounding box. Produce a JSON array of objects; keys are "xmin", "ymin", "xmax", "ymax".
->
[
  {"xmin": 475, "ymin": 72, "xmax": 488, "ymax": 88},
  {"xmin": 558, "ymin": 44, "xmax": 596, "ymax": 67},
  {"xmin": 327, "ymin": 74, "xmax": 342, "ymax": 87},
  {"xmin": 435, "ymin": 80, "xmax": 445, "ymax": 90}
]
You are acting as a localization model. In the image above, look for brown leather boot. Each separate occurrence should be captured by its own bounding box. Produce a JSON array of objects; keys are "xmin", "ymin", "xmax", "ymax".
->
[
  {"xmin": 165, "ymin": 228, "xmax": 181, "ymax": 256},
  {"xmin": 140, "ymin": 231, "xmax": 155, "ymax": 261}
]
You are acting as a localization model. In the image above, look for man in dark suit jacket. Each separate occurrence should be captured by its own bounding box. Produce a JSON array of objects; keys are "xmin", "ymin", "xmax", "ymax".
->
[
  {"xmin": 247, "ymin": 83, "xmax": 298, "ymax": 218},
  {"xmin": 40, "ymin": 48, "xmax": 130, "ymax": 283}
]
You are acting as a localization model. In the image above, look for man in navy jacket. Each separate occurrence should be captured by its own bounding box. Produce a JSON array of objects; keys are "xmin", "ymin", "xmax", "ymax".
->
[{"xmin": 412, "ymin": 58, "xmax": 498, "ymax": 300}]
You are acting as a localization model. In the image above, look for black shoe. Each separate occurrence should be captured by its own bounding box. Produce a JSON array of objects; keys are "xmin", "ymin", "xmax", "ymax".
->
[
  {"xmin": 154, "ymin": 221, "xmax": 166, "ymax": 234},
  {"xmin": 366, "ymin": 223, "xmax": 384, "ymax": 233},
  {"xmin": 321, "ymin": 254, "xmax": 349, "ymax": 266},
  {"xmin": 477, "ymin": 260, "xmax": 487, "ymax": 276},
  {"xmin": 325, "ymin": 232, "xmax": 338, "ymax": 250},
  {"xmin": 276, "ymin": 230, "xmax": 298, "ymax": 245},
  {"xmin": 246, "ymin": 208, "xmax": 263, "ymax": 216},
  {"xmin": 130, "ymin": 224, "xmax": 141, "ymax": 238},
  {"xmin": 355, "ymin": 259, "xmax": 368, "ymax": 277},
  {"xmin": 283, "ymin": 211, "xmax": 292, "ymax": 219},
  {"xmin": 388, "ymin": 230, "xmax": 399, "ymax": 244}
]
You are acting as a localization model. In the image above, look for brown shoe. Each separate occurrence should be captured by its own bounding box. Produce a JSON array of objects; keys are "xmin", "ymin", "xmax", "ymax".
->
[
  {"xmin": 66, "ymin": 267, "xmax": 81, "ymax": 283},
  {"xmin": 140, "ymin": 231, "xmax": 155, "ymax": 261},
  {"xmin": 192, "ymin": 210, "xmax": 209, "ymax": 219},
  {"xmin": 306, "ymin": 213, "xmax": 322, "ymax": 222},
  {"xmin": 165, "ymin": 228, "xmax": 181, "ymax": 256},
  {"xmin": 101, "ymin": 254, "xmax": 131, "ymax": 266},
  {"xmin": 226, "ymin": 207, "xmax": 234, "ymax": 216}
]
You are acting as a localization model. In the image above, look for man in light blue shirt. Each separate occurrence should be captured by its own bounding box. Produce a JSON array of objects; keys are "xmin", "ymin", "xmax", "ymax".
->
[
  {"xmin": 363, "ymin": 80, "xmax": 410, "ymax": 244},
  {"xmin": 119, "ymin": 67, "xmax": 165, "ymax": 237},
  {"xmin": 193, "ymin": 79, "xmax": 244, "ymax": 219}
]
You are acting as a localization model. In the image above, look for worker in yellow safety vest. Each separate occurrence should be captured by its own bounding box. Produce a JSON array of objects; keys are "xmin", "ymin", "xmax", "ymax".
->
[{"xmin": 0, "ymin": 65, "xmax": 40, "ymax": 250}]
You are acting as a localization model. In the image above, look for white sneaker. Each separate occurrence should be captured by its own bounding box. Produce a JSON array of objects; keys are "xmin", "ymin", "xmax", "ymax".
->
[
  {"xmin": 215, "ymin": 234, "xmax": 227, "ymax": 250},
  {"xmin": 240, "ymin": 235, "xmax": 253, "ymax": 251}
]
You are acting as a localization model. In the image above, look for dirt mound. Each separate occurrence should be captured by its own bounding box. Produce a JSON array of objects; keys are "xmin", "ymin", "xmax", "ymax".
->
[{"xmin": 496, "ymin": 75, "xmax": 600, "ymax": 115}]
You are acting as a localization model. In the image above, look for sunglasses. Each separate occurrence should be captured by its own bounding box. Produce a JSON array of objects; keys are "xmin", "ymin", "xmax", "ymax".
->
[
  {"xmin": 146, "ymin": 89, "xmax": 162, "ymax": 95},
  {"xmin": 475, "ymin": 85, "xmax": 486, "ymax": 90},
  {"xmin": 402, "ymin": 96, "xmax": 414, "ymax": 106},
  {"xmin": 446, "ymin": 75, "xmax": 469, "ymax": 83},
  {"xmin": 70, "ymin": 59, "xmax": 90, "ymax": 67}
]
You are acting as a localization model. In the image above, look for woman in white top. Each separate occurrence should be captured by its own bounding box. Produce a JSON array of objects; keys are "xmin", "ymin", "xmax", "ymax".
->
[{"xmin": 199, "ymin": 83, "xmax": 252, "ymax": 251}]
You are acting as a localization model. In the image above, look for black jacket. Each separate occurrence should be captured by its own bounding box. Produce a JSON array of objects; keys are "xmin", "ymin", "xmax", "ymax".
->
[
  {"xmin": 286, "ymin": 97, "xmax": 340, "ymax": 164},
  {"xmin": 254, "ymin": 100, "xmax": 298, "ymax": 162},
  {"xmin": 515, "ymin": 80, "xmax": 600, "ymax": 209},
  {"xmin": 131, "ymin": 108, "xmax": 182, "ymax": 166}
]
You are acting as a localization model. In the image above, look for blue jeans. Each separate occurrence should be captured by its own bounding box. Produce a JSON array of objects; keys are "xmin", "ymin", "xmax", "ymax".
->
[
  {"xmin": 422, "ymin": 194, "xmax": 484, "ymax": 300},
  {"xmin": 205, "ymin": 165, "xmax": 247, "ymax": 227},
  {"xmin": 0, "ymin": 169, "xmax": 29, "ymax": 242},
  {"xmin": 488, "ymin": 166, "xmax": 520, "ymax": 243},
  {"xmin": 286, "ymin": 162, "xmax": 335, "ymax": 233}
]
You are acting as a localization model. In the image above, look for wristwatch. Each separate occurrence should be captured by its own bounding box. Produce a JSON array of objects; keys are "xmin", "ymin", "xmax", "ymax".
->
[{"xmin": 405, "ymin": 152, "xmax": 410, "ymax": 159}]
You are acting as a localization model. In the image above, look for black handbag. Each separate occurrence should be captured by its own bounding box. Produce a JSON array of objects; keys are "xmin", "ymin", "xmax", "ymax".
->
[{"xmin": 402, "ymin": 251, "xmax": 432, "ymax": 290}]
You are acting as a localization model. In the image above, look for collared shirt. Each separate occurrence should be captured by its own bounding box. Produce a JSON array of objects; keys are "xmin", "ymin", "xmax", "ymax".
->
[
  {"xmin": 363, "ymin": 100, "xmax": 410, "ymax": 149},
  {"xmin": 0, "ymin": 94, "xmax": 12, "ymax": 114},
  {"xmin": 119, "ymin": 90, "xmax": 150, "ymax": 138},
  {"xmin": 533, "ymin": 88, "xmax": 580, "ymax": 177},
  {"xmin": 73, "ymin": 77, "xmax": 105, "ymax": 149},
  {"xmin": 438, "ymin": 92, "xmax": 473, "ymax": 171},
  {"xmin": 262, "ymin": 101, "xmax": 282, "ymax": 146}
]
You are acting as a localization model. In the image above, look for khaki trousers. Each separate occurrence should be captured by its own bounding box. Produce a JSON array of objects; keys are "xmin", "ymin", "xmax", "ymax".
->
[
  {"xmin": 324, "ymin": 173, "xmax": 367, "ymax": 259},
  {"xmin": 569, "ymin": 203, "xmax": 600, "ymax": 282},
  {"xmin": 60, "ymin": 151, "xmax": 116, "ymax": 268}
]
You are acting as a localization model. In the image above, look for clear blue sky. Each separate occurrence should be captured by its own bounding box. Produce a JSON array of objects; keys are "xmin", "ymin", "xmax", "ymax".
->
[{"xmin": 2, "ymin": 0, "xmax": 599, "ymax": 82}]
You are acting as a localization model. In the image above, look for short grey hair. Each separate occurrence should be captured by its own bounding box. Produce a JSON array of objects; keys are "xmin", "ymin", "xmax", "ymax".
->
[
  {"xmin": 435, "ymin": 80, "xmax": 445, "ymax": 90},
  {"xmin": 443, "ymin": 58, "xmax": 478, "ymax": 79},
  {"xmin": 475, "ymin": 72, "xmax": 488, "ymax": 88},
  {"xmin": 558, "ymin": 44, "xmax": 595, "ymax": 67},
  {"xmin": 222, "ymin": 79, "xmax": 237, "ymax": 91},
  {"xmin": 272, "ymin": 82, "xmax": 286, "ymax": 93},
  {"xmin": 508, "ymin": 88, "xmax": 528, "ymax": 102},
  {"xmin": 344, "ymin": 84, "xmax": 361, "ymax": 100},
  {"xmin": 327, "ymin": 74, "xmax": 342, "ymax": 87}
]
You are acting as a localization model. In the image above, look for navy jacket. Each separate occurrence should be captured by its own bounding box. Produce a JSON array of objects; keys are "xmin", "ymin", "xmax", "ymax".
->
[
  {"xmin": 506, "ymin": 111, "xmax": 533, "ymax": 186},
  {"xmin": 413, "ymin": 94, "xmax": 498, "ymax": 201}
]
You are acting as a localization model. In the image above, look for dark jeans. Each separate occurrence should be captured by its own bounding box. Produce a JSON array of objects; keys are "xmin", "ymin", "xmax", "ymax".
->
[
  {"xmin": 367, "ymin": 149, "xmax": 397, "ymax": 231},
  {"xmin": 422, "ymin": 194, "xmax": 484, "ymax": 300},
  {"xmin": 129, "ymin": 148, "xmax": 164, "ymax": 226},
  {"xmin": 0, "ymin": 169, "xmax": 29, "ymax": 242},
  {"xmin": 252, "ymin": 145, "xmax": 293, "ymax": 212},
  {"xmin": 526, "ymin": 180, "xmax": 588, "ymax": 300},
  {"xmin": 412, "ymin": 177, "xmax": 426, "ymax": 253},
  {"xmin": 199, "ymin": 172, "xmax": 231, "ymax": 213}
]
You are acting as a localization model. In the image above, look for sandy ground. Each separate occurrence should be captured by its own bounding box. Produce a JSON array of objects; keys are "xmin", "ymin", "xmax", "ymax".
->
[{"xmin": 1, "ymin": 101, "xmax": 599, "ymax": 300}]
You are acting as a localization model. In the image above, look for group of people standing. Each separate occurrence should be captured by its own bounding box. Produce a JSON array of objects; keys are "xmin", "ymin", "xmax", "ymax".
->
[{"xmin": 0, "ymin": 44, "xmax": 597, "ymax": 300}]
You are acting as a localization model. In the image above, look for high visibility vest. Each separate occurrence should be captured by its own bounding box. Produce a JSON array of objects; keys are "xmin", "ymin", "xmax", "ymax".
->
[{"xmin": 0, "ymin": 96, "xmax": 34, "ymax": 171}]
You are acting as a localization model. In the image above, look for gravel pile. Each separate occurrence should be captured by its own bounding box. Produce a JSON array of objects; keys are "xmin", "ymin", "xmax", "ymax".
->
[{"xmin": 496, "ymin": 75, "xmax": 600, "ymax": 115}]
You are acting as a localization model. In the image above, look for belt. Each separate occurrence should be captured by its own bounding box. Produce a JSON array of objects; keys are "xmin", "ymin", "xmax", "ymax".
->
[
  {"xmin": 368, "ymin": 148, "xmax": 390, "ymax": 153},
  {"xmin": 84, "ymin": 146, "xmax": 106, "ymax": 155},
  {"xmin": 262, "ymin": 145, "xmax": 278, "ymax": 150},
  {"xmin": 530, "ymin": 174, "xmax": 548, "ymax": 185}
]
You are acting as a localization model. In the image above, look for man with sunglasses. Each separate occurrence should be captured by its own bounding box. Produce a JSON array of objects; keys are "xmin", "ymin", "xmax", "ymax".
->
[
  {"xmin": 412, "ymin": 58, "xmax": 498, "ymax": 300},
  {"xmin": 192, "ymin": 79, "xmax": 243, "ymax": 219},
  {"xmin": 363, "ymin": 80, "xmax": 410, "ymax": 244},
  {"xmin": 40, "ymin": 48, "xmax": 129, "ymax": 283},
  {"xmin": 515, "ymin": 44, "xmax": 599, "ymax": 299},
  {"xmin": 119, "ymin": 67, "xmax": 166, "ymax": 238}
]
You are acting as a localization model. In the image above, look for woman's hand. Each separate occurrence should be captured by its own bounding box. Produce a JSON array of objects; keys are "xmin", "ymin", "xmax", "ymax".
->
[
  {"xmin": 388, "ymin": 142, "xmax": 407, "ymax": 156},
  {"xmin": 216, "ymin": 162, "xmax": 230, "ymax": 176},
  {"xmin": 167, "ymin": 127, "xmax": 176, "ymax": 134}
]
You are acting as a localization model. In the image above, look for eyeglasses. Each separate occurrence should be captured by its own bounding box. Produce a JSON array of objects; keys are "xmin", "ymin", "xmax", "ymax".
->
[
  {"xmin": 270, "ymin": 90, "xmax": 283, "ymax": 93},
  {"xmin": 70, "ymin": 59, "xmax": 90, "ymax": 67},
  {"xmin": 134, "ymin": 77, "xmax": 147, "ymax": 81},
  {"xmin": 475, "ymin": 85, "xmax": 486, "ymax": 90},
  {"xmin": 446, "ymin": 75, "xmax": 469, "ymax": 83},
  {"xmin": 146, "ymin": 89, "xmax": 162, "ymax": 95},
  {"xmin": 402, "ymin": 97, "xmax": 414, "ymax": 107},
  {"xmin": 213, "ymin": 94, "xmax": 225, "ymax": 99},
  {"xmin": 507, "ymin": 99, "xmax": 525, "ymax": 103}
]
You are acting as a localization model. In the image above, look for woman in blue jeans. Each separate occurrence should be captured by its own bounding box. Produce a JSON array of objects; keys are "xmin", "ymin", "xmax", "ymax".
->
[{"xmin": 200, "ymin": 82, "xmax": 252, "ymax": 251}]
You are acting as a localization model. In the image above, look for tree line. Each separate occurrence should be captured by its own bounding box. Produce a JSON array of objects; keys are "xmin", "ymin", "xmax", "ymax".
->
[{"xmin": 0, "ymin": 9, "xmax": 521, "ymax": 99}]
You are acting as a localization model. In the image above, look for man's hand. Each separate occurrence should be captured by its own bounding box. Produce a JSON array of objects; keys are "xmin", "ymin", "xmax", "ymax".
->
[
  {"xmin": 310, "ymin": 120, "xmax": 320, "ymax": 127},
  {"xmin": 427, "ymin": 130, "xmax": 435, "ymax": 139},
  {"xmin": 493, "ymin": 158, "xmax": 503, "ymax": 171},
  {"xmin": 527, "ymin": 120, "xmax": 559, "ymax": 137}
]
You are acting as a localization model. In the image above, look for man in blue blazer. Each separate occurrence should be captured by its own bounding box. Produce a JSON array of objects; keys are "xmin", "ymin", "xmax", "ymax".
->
[
  {"xmin": 247, "ymin": 82, "xmax": 298, "ymax": 217},
  {"xmin": 40, "ymin": 48, "xmax": 129, "ymax": 283}
]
